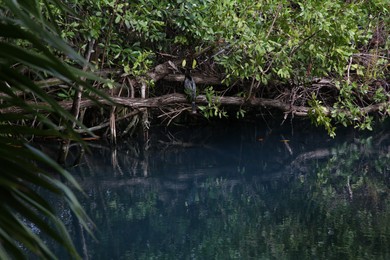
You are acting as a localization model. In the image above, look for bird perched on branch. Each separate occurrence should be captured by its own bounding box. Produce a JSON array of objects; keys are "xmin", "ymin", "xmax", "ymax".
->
[{"xmin": 184, "ymin": 70, "xmax": 197, "ymax": 114}]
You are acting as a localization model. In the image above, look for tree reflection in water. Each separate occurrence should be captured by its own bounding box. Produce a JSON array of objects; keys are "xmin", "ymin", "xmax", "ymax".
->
[{"xmin": 47, "ymin": 120, "xmax": 390, "ymax": 259}]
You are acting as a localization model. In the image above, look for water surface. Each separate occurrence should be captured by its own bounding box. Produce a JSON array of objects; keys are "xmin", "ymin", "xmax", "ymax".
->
[{"xmin": 55, "ymin": 120, "xmax": 390, "ymax": 259}]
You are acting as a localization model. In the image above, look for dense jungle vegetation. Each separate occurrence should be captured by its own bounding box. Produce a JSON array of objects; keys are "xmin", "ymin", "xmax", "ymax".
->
[
  {"xmin": 0, "ymin": 0, "xmax": 389, "ymax": 258},
  {"xmin": 52, "ymin": 0, "xmax": 389, "ymax": 138}
]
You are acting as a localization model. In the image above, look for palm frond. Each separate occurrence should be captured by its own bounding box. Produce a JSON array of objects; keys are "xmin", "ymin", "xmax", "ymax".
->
[{"xmin": 0, "ymin": 0, "xmax": 105, "ymax": 258}]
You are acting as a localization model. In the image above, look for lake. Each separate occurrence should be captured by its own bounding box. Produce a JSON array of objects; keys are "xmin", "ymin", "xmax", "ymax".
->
[{"xmin": 50, "ymin": 118, "xmax": 390, "ymax": 259}]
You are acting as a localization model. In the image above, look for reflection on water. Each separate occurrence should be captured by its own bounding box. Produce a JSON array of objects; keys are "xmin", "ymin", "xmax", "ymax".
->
[{"xmin": 54, "ymin": 120, "xmax": 390, "ymax": 259}]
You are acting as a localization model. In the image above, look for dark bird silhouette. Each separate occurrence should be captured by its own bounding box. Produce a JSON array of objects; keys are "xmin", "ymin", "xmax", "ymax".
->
[{"xmin": 184, "ymin": 70, "xmax": 197, "ymax": 114}]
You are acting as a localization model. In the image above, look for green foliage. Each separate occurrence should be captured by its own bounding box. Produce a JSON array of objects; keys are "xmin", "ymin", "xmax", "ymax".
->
[
  {"xmin": 128, "ymin": 50, "xmax": 155, "ymax": 77},
  {"xmin": 236, "ymin": 108, "xmax": 246, "ymax": 119},
  {"xmin": 52, "ymin": 0, "xmax": 213, "ymax": 70},
  {"xmin": 331, "ymin": 79, "xmax": 389, "ymax": 131},
  {"xmin": 0, "ymin": 0, "xmax": 106, "ymax": 258},
  {"xmin": 198, "ymin": 87, "xmax": 228, "ymax": 119},
  {"xmin": 57, "ymin": 88, "xmax": 76, "ymax": 100},
  {"xmin": 308, "ymin": 94, "xmax": 335, "ymax": 137}
]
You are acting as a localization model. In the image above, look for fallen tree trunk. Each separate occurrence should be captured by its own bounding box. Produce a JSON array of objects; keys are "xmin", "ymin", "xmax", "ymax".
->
[
  {"xmin": 3, "ymin": 92, "xmax": 388, "ymax": 117},
  {"xmin": 93, "ymin": 93, "xmax": 312, "ymax": 116},
  {"xmin": 3, "ymin": 93, "xmax": 309, "ymax": 115}
]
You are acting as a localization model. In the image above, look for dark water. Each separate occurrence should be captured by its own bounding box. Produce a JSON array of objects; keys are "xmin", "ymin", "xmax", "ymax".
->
[{"xmin": 53, "ymin": 119, "xmax": 390, "ymax": 259}]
